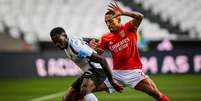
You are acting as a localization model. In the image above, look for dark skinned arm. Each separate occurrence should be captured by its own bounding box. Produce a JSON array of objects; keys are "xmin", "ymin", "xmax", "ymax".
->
[{"xmin": 88, "ymin": 52, "xmax": 123, "ymax": 92}]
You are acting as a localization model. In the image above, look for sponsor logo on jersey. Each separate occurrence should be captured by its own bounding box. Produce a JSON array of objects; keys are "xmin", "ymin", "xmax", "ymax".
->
[{"xmin": 109, "ymin": 37, "xmax": 130, "ymax": 52}]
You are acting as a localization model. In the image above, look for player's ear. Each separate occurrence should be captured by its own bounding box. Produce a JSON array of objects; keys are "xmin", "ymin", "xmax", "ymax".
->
[
  {"xmin": 62, "ymin": 33, "xmax": 67, "ymax": 38},
  {"xmin": 118, "ymin": 17, "xmax": 121, "ymax": 23}
]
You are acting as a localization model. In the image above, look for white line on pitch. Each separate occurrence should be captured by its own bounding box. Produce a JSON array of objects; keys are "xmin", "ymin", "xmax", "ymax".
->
[{"xmin": 29, "ymin": 91, "xmax": 65, "ymax": 101}]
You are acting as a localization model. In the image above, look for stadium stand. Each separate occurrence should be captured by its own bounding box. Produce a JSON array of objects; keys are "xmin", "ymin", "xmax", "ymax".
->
[
  {"xmin": 0, "ymin": 0, "xmax": 109, "ymax": 42},
  {"xmin": 0, "ymin": 0, "xmax": 200, "ymax": 45},
  {"xmin": 0, "ymin": 33, "xmax": 33, "ymax": 51},
  {"xmin": 128, "ymin": 0, "xmax": 201, "ymax": 40}
]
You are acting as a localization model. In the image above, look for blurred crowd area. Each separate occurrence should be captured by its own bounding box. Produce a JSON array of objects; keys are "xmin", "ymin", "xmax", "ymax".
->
[{"xmin": 0, "ymin": 0, "xmax": 201, "ymax": 52}]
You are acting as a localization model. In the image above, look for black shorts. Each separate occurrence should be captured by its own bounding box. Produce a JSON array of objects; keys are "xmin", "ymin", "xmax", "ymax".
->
[{"xmin": 71, "ymin": 68, "xmax": 106, "ymax": 92}]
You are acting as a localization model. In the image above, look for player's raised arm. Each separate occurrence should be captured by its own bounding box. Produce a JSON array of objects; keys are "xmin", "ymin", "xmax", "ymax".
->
[
  {"xmin": 108, "ymin": 1, "xmax": 144, "ymax": 28},
  {"xmin": 88, "ymin": 53, "xmax": 123, "ymax": 92}
]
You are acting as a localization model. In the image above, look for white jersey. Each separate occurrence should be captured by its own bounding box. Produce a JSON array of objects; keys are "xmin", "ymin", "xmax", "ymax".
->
[{"xmin": 64, "ymin": 37, "xmax": 102, "ymax": 72}]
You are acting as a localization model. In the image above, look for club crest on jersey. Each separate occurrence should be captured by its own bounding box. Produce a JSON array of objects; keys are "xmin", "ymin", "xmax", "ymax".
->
[
  {"xmin": 120, "ymin": 31, "xmax": 125, "ymax": 37},
  {"xmin": 109, "ymin": 41, "xmax": 113, "ymax": 45}
]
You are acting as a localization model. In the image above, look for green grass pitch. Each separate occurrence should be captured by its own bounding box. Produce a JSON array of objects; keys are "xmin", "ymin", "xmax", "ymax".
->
[{"xmin": 0, "ymin": 74, "xmax": 201, "ymax": 101}]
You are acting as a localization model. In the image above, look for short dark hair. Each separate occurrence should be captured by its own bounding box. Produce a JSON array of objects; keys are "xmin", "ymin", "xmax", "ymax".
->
[
  {"xmin": 50, "ymin": 27, "xmax": 65, "ymax": 37},
  {"xmin": 105, "ymin": 10, "xmax": 115, "ymax": 16}
]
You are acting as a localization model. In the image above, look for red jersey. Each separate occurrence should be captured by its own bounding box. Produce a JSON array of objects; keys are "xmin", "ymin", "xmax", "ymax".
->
[{"xmin": 98, "ymin": 21, "xmax": 143, "ymax": 70}]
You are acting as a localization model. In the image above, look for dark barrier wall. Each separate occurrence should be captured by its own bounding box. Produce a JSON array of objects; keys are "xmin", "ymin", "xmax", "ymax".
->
[
  {"xmin": 0, "ymin": 49, "xmax": 201, "ymax": 78},
  {"xmin": 0, "ymin": 51, "xmax": 82, "ymax": 78},
  {"xmin": 0, "ymin": 52, "xmax": 38, "ymax": 78},
  {"xmin": 140, "ymin": 49, "xmax": 201, "ymax": 74}
]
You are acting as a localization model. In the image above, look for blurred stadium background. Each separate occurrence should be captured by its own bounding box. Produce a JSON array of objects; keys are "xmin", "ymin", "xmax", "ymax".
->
[{"xmin": 0, "ymin": 0, "xmax": 201, "ymax": 101}]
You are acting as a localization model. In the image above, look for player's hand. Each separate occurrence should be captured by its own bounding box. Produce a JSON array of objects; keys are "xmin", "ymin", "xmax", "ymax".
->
[
  {"xmin": 89, "ymin": 39, "xmax": 104, "ymax": 54},
  {"xmin": 89, "ymin": 39, "xmax": 98, "ymax": 50},
  {"xmin": 107, "ymin": 1, "xmax": 124, "ymax": 19},
  {"xmin": 111, "ymin": 81, "xmax": 124, "ymax": 93}
]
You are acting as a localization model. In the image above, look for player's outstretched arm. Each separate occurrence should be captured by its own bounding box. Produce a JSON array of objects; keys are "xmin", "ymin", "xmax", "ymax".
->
[
  {"xmin": 88, "ymin": 53, "xmax": 123, "ymax": 92},
  {"xmin": 108, "ymin": 1, "xmax": 144, "ymax": 27},
  {"xmin": 89, "ymin": 39, "xmax": 104, "ymax": 55}
]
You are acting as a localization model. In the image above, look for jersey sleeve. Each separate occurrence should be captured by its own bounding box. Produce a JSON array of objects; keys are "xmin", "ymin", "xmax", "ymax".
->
[
  {"xmin": 124, "ymin": 20, "xmax": 137, "ymax": 32},
  {"xmin": 70, "ymin": 38, "xmax": 94, "ymax": 58},
  {"xmin": 97, "ymin": 35, "xmax": 108, "ymax": 53}
]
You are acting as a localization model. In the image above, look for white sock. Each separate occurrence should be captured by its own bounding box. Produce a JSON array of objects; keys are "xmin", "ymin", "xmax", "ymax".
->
[{"xmin": 84, "ymin": 93, "xmax": 98, "ymax": 101}]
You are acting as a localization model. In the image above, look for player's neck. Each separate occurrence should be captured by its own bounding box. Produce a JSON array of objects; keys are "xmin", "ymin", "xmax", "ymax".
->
[{"xmin": 111, "ymin": 29, "xmax": 120, "ymax": 34}]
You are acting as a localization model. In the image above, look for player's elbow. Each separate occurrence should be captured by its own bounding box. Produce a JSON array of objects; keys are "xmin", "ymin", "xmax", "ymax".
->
[
  {"xmin": 90, "ymin": 52, "xmax": 106, "ymax": 63},
  {"xmin": 102, "ymin": 58, "xmax": 108, "ymax": 65},
  {"xmin": 138, "ymin": 13, "xmax": 144, "ymax": 21},
  {"xmin": 98, "ymin": 56, "xmax": 107, "ymax": 65},
  {"xmin": 93, "ymin": 55, "xmax": 107, "ymax": 67}
]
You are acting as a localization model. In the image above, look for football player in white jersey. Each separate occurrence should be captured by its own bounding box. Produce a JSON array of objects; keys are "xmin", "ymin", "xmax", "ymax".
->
[{"xmin": 50, "ymin": 27, "xmax": 123, "ymax": 101}]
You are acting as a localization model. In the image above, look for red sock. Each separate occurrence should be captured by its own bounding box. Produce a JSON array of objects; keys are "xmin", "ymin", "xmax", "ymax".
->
[{"xmin": 157, "ymin": 95, "xmax": 170, "ymax": 101}]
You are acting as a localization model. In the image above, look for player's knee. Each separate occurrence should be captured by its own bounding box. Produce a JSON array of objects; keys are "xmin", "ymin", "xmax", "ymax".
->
[
  {"xmin": 62, "ymin": 88, "xmax": 78, "ymax": 101},
  {"xmin": 80, "ymin": 85, "xmax": 90, "ymax": 95},
  {"xmin": 81, "ymin": 84, "xmax": 96, "ymax": 96},
  {"xmin": 62, "ymin": 96, "xmax": 66, "ymax": 101},
  {"xmin": 80, "ymin": 88, "xmax": 89, "ymax": 96},
  {"xmin": 62, "ymin": 95, "xmax": 70, "ymax": 101},
  {"xmin": 63, "ymin": 94, "xmax": 75, "ymax": 101},
  {"xmin": 149, "ymin": 87, "xmax": 162, "ymax": 99},
  {"xmin": 80, "ymin": 79, "xmax": 95, "ymax": 95},
  {"xmin": 146, "ymin": 80, "xmax": 162, "ymax": 98},
  {"xmin": 136, "ymin": 77, "xmax": 168, "ymax": 100}
]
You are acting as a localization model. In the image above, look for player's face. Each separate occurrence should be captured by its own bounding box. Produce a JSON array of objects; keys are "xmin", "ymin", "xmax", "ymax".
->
[
  {"xmin": 51, "ymin": 33, "xmax": 68, "ymax": 50},
  {"xmin": 105, "ymin": 14, "xmax": 121, "ymax": 33}
]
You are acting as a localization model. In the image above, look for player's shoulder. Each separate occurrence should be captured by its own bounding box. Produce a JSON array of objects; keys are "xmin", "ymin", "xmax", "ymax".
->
[
  {"xmin": 69, "ymin": 36, "xmax": 82, "ymax": 42},
  {"xmin": 69, "ymin": 36, "xmax": 87, "ymax": 50},
  {"xmin": 69, "ymin": 36, "xmax": 84, "ymax": 44},
  {"xmin": 102, "ymin": 32, "xmax": 114, "ymax": 39},
  {"xmin": 123, "ymin": 20, "xmax": 138, "ymax": 31}
]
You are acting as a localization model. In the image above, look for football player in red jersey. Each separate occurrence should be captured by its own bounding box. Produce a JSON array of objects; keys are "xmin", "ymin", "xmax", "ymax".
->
[{"xmin": 90, "ymin": 1, "xmax": 169, "ymax": 101}]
